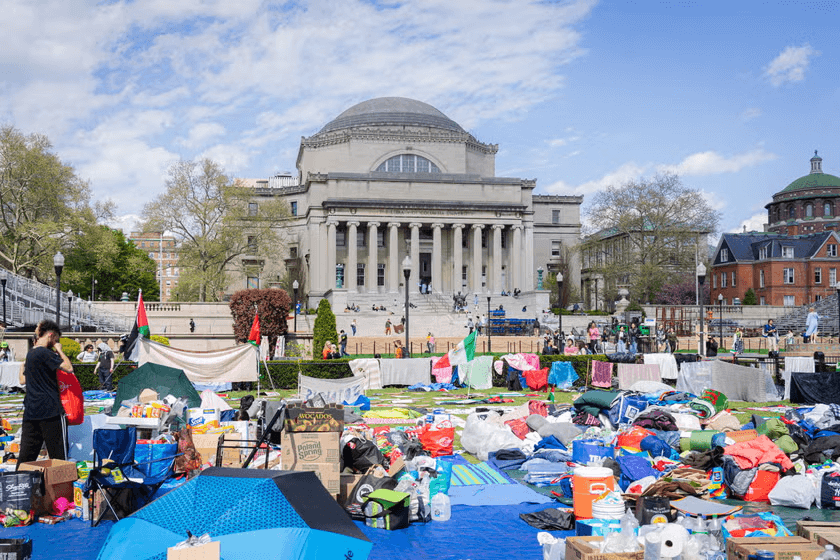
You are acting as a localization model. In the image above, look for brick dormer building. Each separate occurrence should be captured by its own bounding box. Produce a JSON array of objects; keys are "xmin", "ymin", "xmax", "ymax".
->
[
  {"xmin": 766, "ymin": 152, "xmax": 840, "ymax": 235},
  {"xmin": 712, "ymin": 231, "xmax": 840, "ymax": 307}
]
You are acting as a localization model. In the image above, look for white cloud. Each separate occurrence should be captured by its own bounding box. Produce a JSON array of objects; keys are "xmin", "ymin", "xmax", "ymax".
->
[
  {"xmin": 544, "ymin": 162, "xmax": 649, "ymax": 196},
  {"xmin": 740, "ymin": 107, "xmax": 762, "ymax": 121},
  {"xmin": 547, "ymin": 136, "xmax": 580, "ymax": 148},
  {"xmin": 177, "ymin": 122, "xmax": 227, "ymax": 150},
  {"xmin": 106, "ymin": 213, "xmax": 142, "ymax": 236},
  {"xmin": 764, "ymin": 44, "xmax": 819, "ymax": 87},
  {"xmin": 731, "ymin": 213, "xmax": 768, "ymax": 234},
  {"xmin": 658, "ymin": 148, "xmax": 777, "ymax": 176}
]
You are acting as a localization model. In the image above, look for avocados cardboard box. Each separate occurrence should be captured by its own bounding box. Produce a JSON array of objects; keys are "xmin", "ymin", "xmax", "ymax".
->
[
  {"xmin": 284, "ymin": 405, "xmax": 344, "ymax": 433},
  {"xmin": 17, "ymin": 459, "xmax": 77, "ymax": 515},
  {"xmin": 727, "ymin": 536, "xmax": 825, "ymax": 560},
  {"xmin": 566, "ymin": 536, "xmax": 643, "ymax": 560}
]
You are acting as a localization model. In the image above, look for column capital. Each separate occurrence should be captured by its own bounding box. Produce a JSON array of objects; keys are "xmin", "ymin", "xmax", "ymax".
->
[
  {"xmin": 431, "ymin": 223, "xmax": 445, "ymax": 229},
  {"xmin": 491, "ymin": 224, "xmax": 505, "ymax": 231},
  {"xmin": 409, "ymin": 222, "xmax": 423, "ymax": 229},
  {"xmin": 346, "ymin": 221, "xmax": 360, "ymax": 228},
  {"xmin": 471, "ymin": 223, "xmax": 484, "ymax": 230},
  {"xmin": 452, "ymin": 223, "xmax": 466, "ymax": 230},
  {"xmin": 387, "ymin": 222, "xmax": 401, "ymax": 229},
  {"xmin": 326, "ymin": 219, "xmax": 339, "ymax": 227},
  {"xmin": 510, "ymin": 224, "xmax": 523, "ymax": 231},
  {"xmin": 367, "ymin": 221, "xmax": 381, "ymax": 228}
]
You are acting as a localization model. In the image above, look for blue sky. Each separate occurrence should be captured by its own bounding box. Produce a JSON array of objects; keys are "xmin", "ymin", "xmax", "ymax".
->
[{"xmin": 2, "ymin": 0, "xmax": 838, "ymax": 235}]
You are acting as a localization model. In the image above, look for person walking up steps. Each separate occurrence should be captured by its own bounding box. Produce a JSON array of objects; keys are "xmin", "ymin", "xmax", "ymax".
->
[{"xmin": 385, "ymin": 319, "xmax": 392, "ymax": 335}]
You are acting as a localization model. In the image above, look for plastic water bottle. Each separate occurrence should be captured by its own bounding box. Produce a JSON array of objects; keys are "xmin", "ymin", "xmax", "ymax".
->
[
  {"xmin": 431, "ymin": 492, "xmax": 451, "ymax": 522},
  {"xmin": 817, "ymin": 545, "xmax": 840, "ymax": 560}
]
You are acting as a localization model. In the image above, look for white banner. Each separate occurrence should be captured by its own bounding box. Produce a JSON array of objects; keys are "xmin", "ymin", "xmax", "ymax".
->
[
  {"xmin": 136, "ymin": 338, "xmax": 258, "ymax": 382},
  {"xmin": 299, "ymin": 374, "xmax": 367, "ymax": 405}
]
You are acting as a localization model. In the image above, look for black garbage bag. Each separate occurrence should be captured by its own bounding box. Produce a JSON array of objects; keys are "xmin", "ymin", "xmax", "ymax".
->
[{"xmin": 342, "ymin": 437, "xmax": 385, "ymax": 473}]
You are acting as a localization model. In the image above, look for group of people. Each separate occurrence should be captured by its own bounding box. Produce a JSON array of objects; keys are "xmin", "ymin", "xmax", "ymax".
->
[{"xmin": 344, "ymin": 303, "xmax": 361, "ymax": 312}]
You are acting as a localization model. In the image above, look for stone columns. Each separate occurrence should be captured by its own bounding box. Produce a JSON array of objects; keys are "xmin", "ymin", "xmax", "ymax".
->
[
  {"xmin": 367, "ymin": 222, "xmax": 380, "ymax": 292},
  {"xmin": 524, "ymin": 223, "xmax": 535, "ymax": 290},
  {"xmin": 492, "ymin": 224, "xmax": 504, "ymax": 294},
  {"xmin": 388, "ymin": 222, "xmax": 400, "ymax": 292},
  {"xmin": 327, "ymin": 220, "xmax": 338, "ymax": 289},
  {"xmin": 346, "ymin": 221, "xmax": 359, "ymax": 292},
  {"xmin": 410, "ymin": 223, "xmax": 422, "ymax": 293},
  {"xmin": 512, "ymin": 225, "xmax": 523, "ymax": 292},
  {"xmin": 472, "ymin": 224, "xmax": 484, "ymax": 292},
  {"xmin": 452, "ymin": 224, "xmax": 465, "ymax": 293},
  {"xmin": 431, "ymin": 223, "xmax": 444, "ymax": 293}
]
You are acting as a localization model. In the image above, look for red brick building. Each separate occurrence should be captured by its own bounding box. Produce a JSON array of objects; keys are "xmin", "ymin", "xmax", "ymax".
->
[
  {"xmin": 712, "ymin": 231, "xmax": 840, "ymax": 307},
  {"xmin": 766, "ymin": 152, "xmax": 840, "ymax": 235}
]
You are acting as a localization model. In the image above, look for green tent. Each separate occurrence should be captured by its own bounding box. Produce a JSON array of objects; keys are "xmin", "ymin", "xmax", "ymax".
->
[{"xmin": 112, "ymin": 362, "xmax": 202, "ymax": 415}]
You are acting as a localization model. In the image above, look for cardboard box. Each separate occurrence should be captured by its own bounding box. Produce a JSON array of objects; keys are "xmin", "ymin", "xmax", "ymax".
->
[
  {"xmin": 566, "ymin": 536, "xmax": 643, "ymax": 560},
  {"xmin": 295, "ymin": 461, "xmax": 340, "ymax": 496},
  {"xmin": 339, "ymin": 473, "xmax": 364, "ymax": 504},
  {"xmin": 167, "ymin": 541, "xmax": 221, "ymax": 560},
  {"xmin": 17, "ymin": 459, "xmax": 77, "ymax": 515},
  {"xmin": 797, "ymin": 521, "xmax": 840, "ymax": 548},
  {"xmin": 281, "ymin": 432, "xmax": 340, "ymax": 468},
  {"xmin": 727, "ymin": 536, "xmax": 825, "ymax": 560},
  {"xmin": 219, "ymin": 434, "xmax": 241, "ymax": 467},
  {"xmin": 0, "ymin": 538, "xmax": 33, "ymax": 560},
  {"xmin": 285, "ymin": 405, "xmax": 344, "ymax": 433},
  {"xmin": 192, "ymin": 433, "xmax": 225, "ymax": 465}
]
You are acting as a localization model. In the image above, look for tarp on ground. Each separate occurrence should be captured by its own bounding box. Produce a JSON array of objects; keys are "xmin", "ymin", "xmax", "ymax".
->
[
  {"xmin": 111, "ymin": 362, "xmax": 201, "ymax": 415},
  {"xmin": 789, "ymin": 371, "xmax": 840, "ymax": 405},
  {"xmin": 644, "ymin": 353, "xmax": 679, "ymax": 380},
  {"xmin": 710, "ymin": 360, "xmax": 777, "ymax": 402},
  {"xmin": 136, "ymin": 338, "xmax": 258, "ymax": 382},
  {"xmin": 349, "ymin": 358, "xmax": 382, "ymax": 390},
  {"xmin": 784, "ymin": 357, "xmax": 815, "ymax": 400},
  {"xmin": 459, "ymin": 356, "xmax": 494, "ymax": 389},
  {"xmin": 299, "ymin": 374, "xmax": 367, "ymax": 404},
  {"xmin": 379, "ymin": 358, "xmax": 431, "ymax": 386}
]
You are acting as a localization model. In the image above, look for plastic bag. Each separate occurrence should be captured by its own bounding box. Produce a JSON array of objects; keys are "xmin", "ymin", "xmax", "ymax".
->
[
  {"xmin": 419, "ymin": 426, "xmax": 454, "ymax": 457},
  {"xmin": 461, "ymin": 413, "xmax": 528, "ymax": 461},
  {"xmin": 768, "ymin": 474, "xmax": 815, "ymax": 509},
  {"xmin": 57, "ymin": 370, "xmax": 84, "ymax": 425}
]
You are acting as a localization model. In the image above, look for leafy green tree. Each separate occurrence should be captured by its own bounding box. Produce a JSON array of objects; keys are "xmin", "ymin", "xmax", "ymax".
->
[
  {"xmin": 63, "ymin": 226, "xmax": 159, "ymax": 300},
  {"xmin": 312, "ymin": 299, "xmax": 338, "ymax": 360},
  {"xmin": 581, "ymin": 173, "xmax": 720, "ymax": 304},
  {"xmin": 0, "ymin": 125, "xmax": 112, "ymax": 281},
  {"xmin": 229, "ymin": 288, "xmax": 291, "ymax": 355},
  {"xmin": 742, "ymin": 288, "xmax": 757, "ymax": 305},
  {"xmin": 141, "ymin": 159, "xmax": 289, "ymax": 302}
]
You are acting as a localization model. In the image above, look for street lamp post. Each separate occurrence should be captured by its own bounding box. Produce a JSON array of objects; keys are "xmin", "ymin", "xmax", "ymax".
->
[
  {"xmin": 402, "ymin": 256, "xmax": 412, "ymax": 356},
  {"xmin": 556, "ymin": 272, "xmax": 564, "ymax": 341},
  {"xmin": 697, "ymin": 263, "xmax": 706, "ymax": 357},
  {"xmin": 292, "ymin": 280, "xmax": 299, "ymax": 333},
  {"xmin": 67, "ymin": 290, "xmax": 73, "ymax": 331},
  {"xmin": 53, "ymin": 252, "xmax": 64, "ymax": 324},
  {"xmin": 718, "ymin": 293, "xmax": 724, "ymax": 349},
  {"xmin": 0, "ymin": 270, "xmax": 6, "ymax": 326},
  {"xmin": 487, "ymin": 296, "xmax": 492, "ymax": 353},
  {"xmin": 537, "ymin": 267, "xmax": 544, "ymax": 290}
]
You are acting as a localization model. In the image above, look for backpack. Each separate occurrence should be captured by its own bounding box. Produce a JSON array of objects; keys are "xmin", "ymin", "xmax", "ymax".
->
[{"xmin": 97, "ymin": 350, "xmax": 112, "ymax": 371}]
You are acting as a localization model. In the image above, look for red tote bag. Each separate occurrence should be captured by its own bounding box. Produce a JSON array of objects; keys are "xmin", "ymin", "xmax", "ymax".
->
[{"xmin": 57, "ymin": 370, "xmax": 84, "ymax": 425}]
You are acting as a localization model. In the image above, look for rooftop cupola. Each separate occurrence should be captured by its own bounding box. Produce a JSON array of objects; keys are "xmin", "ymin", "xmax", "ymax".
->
[{"xmin": 811, "ymin": 150, "xmax": 823, "ymax": 174}]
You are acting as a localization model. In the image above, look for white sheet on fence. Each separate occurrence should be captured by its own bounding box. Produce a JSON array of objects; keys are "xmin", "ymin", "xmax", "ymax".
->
[
  {"xmin": 784, "ymin": 357, "xmax": 815, "ymax": 400},
  {"xmin": 676, "ymin": 361, "xmax": 713, "ymax": 396},
  {"xmin": 616, "ymin": 363, "xmax": 661, "ymax": 390},
  {"xmin": 349, "ymin": 358, "xmax": 382, "ymax": 390},
  {"xmin": 644, "ymin": 353, "xmax": 679, "ymax": 380},
  {"xmin": 299, "ymin": 375, "xmax": 367, "ymax": 404},
  {"xmin": 0, "ymin": 362, "xmax": 23, "ymax": 389},
  {"xmin": 710, "ymin": 359, "xmax": 777, "ymax": 402},
  {"xmin": 379, "ymin": 358, "xmax": 431, "ymax": 386},
  {"xmin": 459, "ymin": 356, "xmax": 494, "ymax": 389},
  {"xmin": 758, "ymin": 362, "xmax": 782, "ymax": 402},
  {"xmin": 136, "ymin": 338, "xmax": 258, "ymax": 382}
]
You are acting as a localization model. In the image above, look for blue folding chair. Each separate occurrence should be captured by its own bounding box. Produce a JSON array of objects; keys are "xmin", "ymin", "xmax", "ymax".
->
[{"xmin": 84, "ymin": 427, "xmax": 179, "ymax": 527}]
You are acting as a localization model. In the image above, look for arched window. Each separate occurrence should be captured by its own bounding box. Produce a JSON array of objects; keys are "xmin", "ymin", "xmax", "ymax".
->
[
  {"xmin": 806, "ymin": 204, "xmax": 813, "ymax": 217},
  {"xmin": 826, "ymin": 202, "xmax": 833, "ymax": 216},
  {"xmin": 789, "ymin": 206, "xmax": 795, "ymax": 219},
  {"xmin": 376, "ymin": 154, "xmax": 441, "ymax": 173}
]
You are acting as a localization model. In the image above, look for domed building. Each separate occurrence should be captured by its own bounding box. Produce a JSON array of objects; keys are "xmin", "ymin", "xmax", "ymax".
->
[
  {"xmin": 766, "ymin": 152, "xmax": 840, "ymax": 235},
  {"xmin": 242, "ymin": 97, "xmax": 582, "ymax": 308}
]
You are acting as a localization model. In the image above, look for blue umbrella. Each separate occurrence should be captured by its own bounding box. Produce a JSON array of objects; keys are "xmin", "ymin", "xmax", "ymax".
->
[{"xmin": 97, "ymin": 468, "xmax": 371, "ymax": 560}]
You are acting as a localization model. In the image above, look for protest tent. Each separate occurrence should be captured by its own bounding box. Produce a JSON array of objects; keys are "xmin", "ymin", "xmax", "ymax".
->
[
  {"xmin": 97, "ymin": 467, "xmax": 372, "ymax": 560},
  {"xmin": 112, "ymin": 363, "xmax": 201, "ymax": 413}
]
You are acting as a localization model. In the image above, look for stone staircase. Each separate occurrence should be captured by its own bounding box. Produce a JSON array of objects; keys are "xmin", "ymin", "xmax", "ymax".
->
[{"xmin": 775, "ymin": 293, "xmax": 840, "ymax": 337}]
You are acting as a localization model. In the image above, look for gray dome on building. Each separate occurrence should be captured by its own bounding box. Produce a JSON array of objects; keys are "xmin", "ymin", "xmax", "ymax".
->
[{"xmin": 319, "ymin": 97, "xmax": 465, "ymax": 134}]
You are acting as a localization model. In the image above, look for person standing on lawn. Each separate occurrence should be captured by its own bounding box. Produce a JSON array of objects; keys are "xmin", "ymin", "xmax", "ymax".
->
[
  {"xmin": 763, "ymin": 319, "xmax": 778, "ymax": 353},
  {"xmin": 17, "ymin": 319, "xmax": 73, "ymax": 464}
]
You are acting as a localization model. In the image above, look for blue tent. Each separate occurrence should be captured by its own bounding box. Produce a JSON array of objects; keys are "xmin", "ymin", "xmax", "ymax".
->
[{"xmin": 97, "ymin": 467, "xmax": 371, "ymax": 560}]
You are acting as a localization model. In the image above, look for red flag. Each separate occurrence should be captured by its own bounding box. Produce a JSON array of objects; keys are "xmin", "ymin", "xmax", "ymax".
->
[{"xmin": 248, "ymin": 313, "xmax": 261, "ymax": 346}]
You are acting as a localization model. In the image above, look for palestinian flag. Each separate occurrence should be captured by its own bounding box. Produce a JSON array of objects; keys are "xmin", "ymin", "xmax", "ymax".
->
[
  {"xmin": 433, "ymin": 329, "xmax": 477, "ymax": 369},
  {"xmin": 248, "ymin": 312, "xmax": 261, "ymax": 347},
  {"xmin": 124, "ymin": 290, "xmax": 150, "ymax": 360}
]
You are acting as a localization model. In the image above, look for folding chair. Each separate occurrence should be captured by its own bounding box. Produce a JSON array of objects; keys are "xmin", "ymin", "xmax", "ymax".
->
[{"xmin": 84, "ymin": 427, "xmax": 178, "ymax": 527}]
